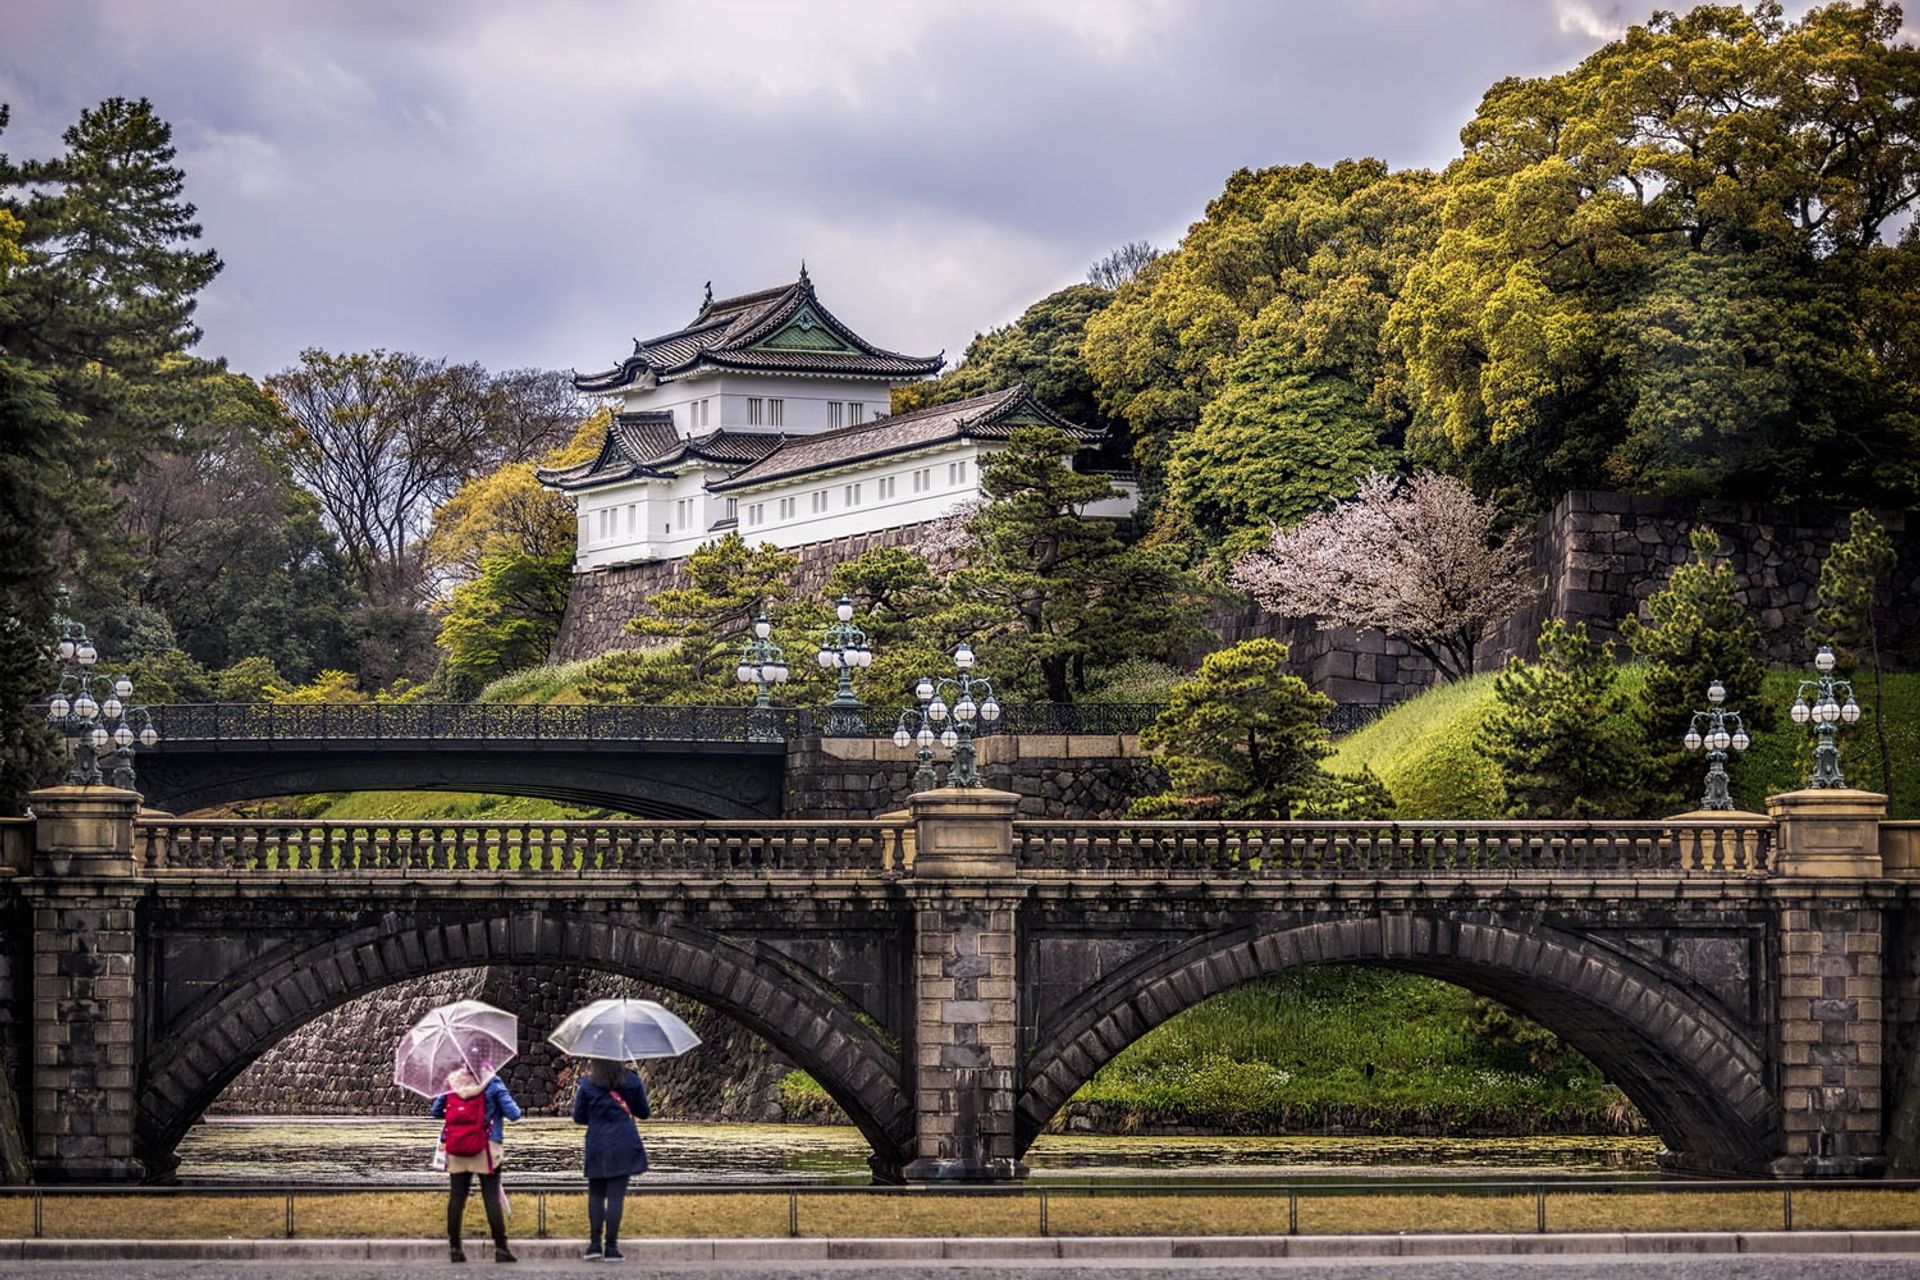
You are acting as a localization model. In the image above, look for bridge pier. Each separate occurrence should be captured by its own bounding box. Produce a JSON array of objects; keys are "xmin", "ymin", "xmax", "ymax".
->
[
  {"xmin": 902, "ymin": 789, "xmax": 1026, "ymax": 1182},
  {"xmin": 1770, "ymin": 788, "xmax": 1890, "ymax": 1178},
  {"xmin": 24, "ymin": 787, "xmax": 146, "ymax": 1182}
]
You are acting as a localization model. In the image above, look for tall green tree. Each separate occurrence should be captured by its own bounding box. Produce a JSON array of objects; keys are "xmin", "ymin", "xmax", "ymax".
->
[
  {"xmin": 1085, "ymin": 159, "xmax": 1437, "ymax": 493},
  {"xmin": 1815, "ymin": 509, "xmax": 1900, "ymax": 794},
  {"xmin": 1486, "ymin": 620, "xmax": 1649, "ymax": 818},
  {"xmin": 0, "ymin": 98, "xmax": 222, "ymax": 810},
  {"xmin": 435, "ymin": 550, "xmax": 574, "ymax": 696},
  {"xmin": 1621, "ymin": 528, "xmax": 1770, "ymax": 807},
  {"xmin": 1134, "ymin": 639, "xmax": 1389, "ymax": 818},
  {"xmin": 1389, "ymin": 2, "xmax": 1920, "ymax": 514},
  {"xmin": 1165, "ymin": 340, "xmax": 1396, "ymax": 562},
  {"xmin": 952, "ymin": 427, "xmax": 1206, "ymax": 703},
  {"xmin": 825, "ymin": 546, "xmax": 951, "ymax": 708}
]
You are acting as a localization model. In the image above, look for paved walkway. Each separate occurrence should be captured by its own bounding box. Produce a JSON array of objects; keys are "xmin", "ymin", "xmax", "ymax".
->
[
  {"xmin": 0, "ymin": 1233, "xmax": 1917, "ymax": 1269},
  {"xmin": 2, "ymin": 1256, "xmax": 1920, "ymax": 1279}
]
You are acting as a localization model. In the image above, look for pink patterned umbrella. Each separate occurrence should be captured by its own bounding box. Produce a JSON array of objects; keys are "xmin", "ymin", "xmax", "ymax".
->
[{"xmin": 393, "ymin": 999, "xmax": 518, "ymax": 1099}]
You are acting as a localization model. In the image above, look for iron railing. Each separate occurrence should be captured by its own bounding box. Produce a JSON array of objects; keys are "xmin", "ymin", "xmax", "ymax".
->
[
  {"xmin": 135, "ymin": 819, "xmax": 908, "ymax": 875},
  {"xmin": 144, "ymin": 703, "xmax": 809, "ymax": 743},
  {"xmin": 139, "ymin": 701, "xmax": 1385, "ymax": 743},
  {"xmin": 1012, "ymin": 818, "xmax": 1775, "ymax": 876}
]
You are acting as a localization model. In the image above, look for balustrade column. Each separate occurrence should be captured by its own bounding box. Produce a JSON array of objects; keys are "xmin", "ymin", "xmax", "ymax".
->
[
  {"xmin": 902, "ymin": 787, "xmax": 1027, "ymax": 1182},
  {"xmin": 25, "ymin": 786, "xmax": 148, "ymax": 1181},
  {"xmin": 1768, "ymin": 787, "xmax": 1889, "ymax": 1178}
]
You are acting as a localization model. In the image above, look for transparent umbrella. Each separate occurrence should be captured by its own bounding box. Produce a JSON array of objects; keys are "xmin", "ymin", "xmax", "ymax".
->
[
  {"xmin": 547, "ymin": 998, "xmax": 702, "ymax": 1061},
  {"xmin": 394, "ymin": 999, "xmax": 519, "ymax": 1098}
]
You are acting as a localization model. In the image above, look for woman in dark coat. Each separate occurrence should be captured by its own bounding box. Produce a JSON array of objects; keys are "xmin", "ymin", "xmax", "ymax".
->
[{"xmin": 572, "ymin": 1057, "xmax": 649, "ymax": 1261}]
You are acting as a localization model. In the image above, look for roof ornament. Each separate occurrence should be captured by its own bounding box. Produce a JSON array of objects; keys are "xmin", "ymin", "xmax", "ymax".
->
[
  {"xmin": 632, "ymin": 337, "xmax": 642, "ymax": 354},
  {"xmin": 703, "ymin": 280, "xmax": 713, "ymax": 307},
  {"xmin": 798, "ymin": 260, "xmax": 810, "ymax": 287}
]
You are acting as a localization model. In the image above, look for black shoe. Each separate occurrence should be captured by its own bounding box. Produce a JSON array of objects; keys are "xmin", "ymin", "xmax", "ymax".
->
[
  {"xmin": 603, "ymin": 1246, "xmax": 624, "ymax": 1262},
  {"xmin": 582, "ymin": 1246, "xmax": 603, "ymax": 1260},
  {"xmin": 495, "ymin": 1244, "xmax": 517, "ymax": 1263},
  {"xmin": 450, "ymin": 1245, "xmax": 467, "ymax": 1263}
]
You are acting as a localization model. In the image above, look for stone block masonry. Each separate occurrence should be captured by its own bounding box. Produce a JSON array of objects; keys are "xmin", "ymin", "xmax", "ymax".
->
[{"xmin": 786, "ymin": 734, "xmax": 1165, "ymax": 821}]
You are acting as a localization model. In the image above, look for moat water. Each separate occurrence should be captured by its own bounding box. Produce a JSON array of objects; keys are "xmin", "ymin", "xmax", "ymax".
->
[{"xmin": 175, "ymin": 1118, "xmax": 1661, "ymax": 1184}]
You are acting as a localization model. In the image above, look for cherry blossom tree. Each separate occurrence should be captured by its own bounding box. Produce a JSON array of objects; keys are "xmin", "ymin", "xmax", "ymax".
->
[{"xmin": 1231, "ymin": 471, "xmax": 1533, "ymax": 682}]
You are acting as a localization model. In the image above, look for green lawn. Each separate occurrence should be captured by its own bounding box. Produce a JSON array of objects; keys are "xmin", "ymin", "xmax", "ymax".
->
[{"xmin": 1060, "ymin": 968, "xmax": 1634, "ymax": 1136}]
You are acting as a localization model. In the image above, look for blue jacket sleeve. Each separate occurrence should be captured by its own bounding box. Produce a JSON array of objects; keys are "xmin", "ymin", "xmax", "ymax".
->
[
  {"xmin": 429, "ymin": 1094, "xmax": 447, "ymax": 1119},
  {"xmin": 619, "ymin": 1072, "xmax": 650, "ymax": 1120},
  {"xmin": 488, "ymin": 1077, "xmax": 523, "ymax": 1123},
  {"xmin": 571, "ymin": 1083, "xmax": 591, "ymax": 1126}
]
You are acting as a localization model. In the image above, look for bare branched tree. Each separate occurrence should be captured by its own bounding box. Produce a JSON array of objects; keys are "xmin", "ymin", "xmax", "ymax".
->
[
  {"xmin": 1232, "ymin": 471, "xmax": 1535, "ymax": 681},
  {"xmin": 265, "ymin": 350, "xmax": 581, "ymax": 605},
  {"xmin": 1087, "ymin": 239, "xmax": 1162, "ymax": 290}
]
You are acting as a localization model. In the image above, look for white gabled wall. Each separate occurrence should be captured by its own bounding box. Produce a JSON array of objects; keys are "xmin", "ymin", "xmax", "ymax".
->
[{"xmin": 612, "ymin": 373, "xmax": 896, "ymax": 437}]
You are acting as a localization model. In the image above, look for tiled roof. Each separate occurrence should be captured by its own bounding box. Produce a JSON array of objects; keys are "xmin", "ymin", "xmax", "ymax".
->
[
  {"xmin": 573, "ymin": 269, "xmax": 943, "ymax": 392},
  {"xmin": 709, "ymin": 385, "xmax": 1097, "ymax": 493},
  {"xmin": 535, "ymin": 413, "xmax": 780, "ymax": 491}
]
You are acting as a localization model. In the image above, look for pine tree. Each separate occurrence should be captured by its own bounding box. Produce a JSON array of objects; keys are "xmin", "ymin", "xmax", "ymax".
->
[
  {"xmin": 0, "ymin": 99, "xmax": 222, "ymax": 810},
  {"xmin": 1134, "ymin": 639, "xmax": 1389, "ymax": 819},
  {"xmin": 955, "ymin": 426, "xmax": 1205, "ymax": 703},
  {"xmin": 622, "ymin": 533, "xmax": 801, "ymax": 699},
  {"xmin": 1620, "ymin": 528, "xmax": 1769, "ymax": 807},
  {"xmin": 1486, "ymin": 620, "xmax": 1649, "ymax": 817},
  {"xmin": 1814, "ymin": 510, "xmax": 1899, "ymax": 794}
]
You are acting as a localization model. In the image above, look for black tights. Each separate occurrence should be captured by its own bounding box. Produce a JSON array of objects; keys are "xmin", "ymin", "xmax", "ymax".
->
[
  {"xmin": 587, "ymin": 1175, "xmax": 630, "ymax": 1249},
  {"xmin": 448, "ymin": 1170, "xmax": 507, "ymax": 1246}
]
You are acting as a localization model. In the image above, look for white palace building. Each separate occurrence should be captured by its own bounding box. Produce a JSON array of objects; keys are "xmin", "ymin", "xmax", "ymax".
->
[{"xmin": 539, "ymin": 269, "xmax": 1138, "ymax": 572}]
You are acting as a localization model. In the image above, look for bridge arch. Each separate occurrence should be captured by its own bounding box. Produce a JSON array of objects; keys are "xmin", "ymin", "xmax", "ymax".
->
[
  {"xmin": 1018, "ymin": 914, "xmax": 1777, "ymax": 1174},
  {"xmin": 138, "ymin": 913, "xmax": 911, "ymax": 1180}
]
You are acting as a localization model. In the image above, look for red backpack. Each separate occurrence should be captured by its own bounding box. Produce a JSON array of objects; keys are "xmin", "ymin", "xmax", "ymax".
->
[{"xmin": 443, "ymin": 1092, "xmax": 490, "ymax": 1157}]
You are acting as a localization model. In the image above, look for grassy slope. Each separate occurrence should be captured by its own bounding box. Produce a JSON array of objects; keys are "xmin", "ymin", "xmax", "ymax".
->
[{"xmin": 1330, "ymin": 665, "xmax": 1920, "ymax": 819}]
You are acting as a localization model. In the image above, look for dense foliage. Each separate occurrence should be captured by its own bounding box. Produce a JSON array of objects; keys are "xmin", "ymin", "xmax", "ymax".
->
[
  {"xmin": 1134, "ymin": 640, "xmax": 1388, "ymax": 819},
  {"xmin": 1815, "ymin": 510, "xmax": 1900, "ymax": 791},
  {"xmin": 1621, "ymin": 528, "xmax": 1772, "ymax": 806},
  {"xmin": 1486, "ymin": 622, "xmax": 1649, "ymax": 818}
]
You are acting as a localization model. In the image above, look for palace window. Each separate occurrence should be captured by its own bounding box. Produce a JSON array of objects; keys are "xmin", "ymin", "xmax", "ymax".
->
[
  {"xmin": 877, "ymin": 476, "xmax": 896, "ymax": 500},
  {"xmin": 811, "ymin": 490, "xmax": 828, "ymax": 514},
  {"xmin": 675, "ymin": 498, "xmax": 694, "ymax": 531},
  {"xmin": 748, "ymin": 503, "xmax": 764, "ymax": 527},
  {"xmin": 701, "ymin": 399, "xmax": 711, "ymax": 428},
  {"xmin": 948, "ymin": 460, "xmax": 968, "ymax": 485},
  {"xmin": 626, "ymin": 504, "xmax": 637, "ymax": 535},
  {"xmin": 747, "ymin": 397, "xmax": 763, "ymax": 426},
  {"xmin": 844, "ymin": 482, "xmax": 862, "ymax": 507},
  {"xmin": 849, "ymin": 403, "xmax": 866, "ymax": 426},
  {"xmin": 827, "ymin": 401, "xmax": 844, "ymax": 429},
  {"xmin": 768, "ymin": 398, "xmax": 784, "ymax": 427},
  {"xmin": 912, "ymin": 468, "xmax": 930, "ymax": 494},
  {"xmin": 778, "ymin": 496, "xmax": 796, "ymax": 520}
]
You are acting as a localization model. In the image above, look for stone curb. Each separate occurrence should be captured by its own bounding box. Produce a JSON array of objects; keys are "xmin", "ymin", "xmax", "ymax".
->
[{"xmin": 1, "ymin": 1232, "xmax": 1918, "ymax": 1261}]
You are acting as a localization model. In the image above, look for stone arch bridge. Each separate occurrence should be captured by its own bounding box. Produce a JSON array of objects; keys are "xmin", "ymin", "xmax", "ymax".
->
[{"xmin": 6, "ymin": 783, "xmax": 1917, "ymax": 1184}]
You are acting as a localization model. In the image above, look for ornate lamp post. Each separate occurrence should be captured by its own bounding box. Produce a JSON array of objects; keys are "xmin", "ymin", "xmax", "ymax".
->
[
  {"xmin": 893, "ymin": 642, "xmax": 1002, "ymax": 788},
  {"xmin": 815, "ymin": 594, "xmax": 872, "ymax": 735},
  {"xmin": 44, "ymin": 591, "xmax": 158, "ymax": 788},
  {"xmin": 733, "ymin": 610, "xmax": 790, "ymax": 742},
  {"xmin": 1790, "ymin": 645, "xmax": 1862, "ymax": 789},
  {"xmin": 1681, "ymin": 679, "xmax": 1751, "ymax": 811}
]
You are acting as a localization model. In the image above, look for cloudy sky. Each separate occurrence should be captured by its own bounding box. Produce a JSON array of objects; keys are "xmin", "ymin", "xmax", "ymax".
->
[{"xmin": 3, "ymin": 1, "xmax": 1682, "ymax": 380}]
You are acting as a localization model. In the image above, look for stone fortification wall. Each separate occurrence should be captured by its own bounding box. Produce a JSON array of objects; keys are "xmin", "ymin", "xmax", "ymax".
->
[
  {"xmin": 213, "ymin": 966, "xmax": 816, "ymax": 1123},
  {"xmin": 785, "ymin": 734, "xmax": 1166, "ymax": 821},
  {"xmin": 553, "ymin": 520, "xmax": 952, "ymax": 661},
  {"xmin": 554, "ymin": 490, "xmax": 1918, "ymax": 707}
]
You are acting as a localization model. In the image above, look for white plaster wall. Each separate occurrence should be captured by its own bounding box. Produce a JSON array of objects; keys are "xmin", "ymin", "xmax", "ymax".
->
[
  {"xmin": 612, "ymin": 373, "xmax": 899, "ymax": 436},
  {"xmin": 567, "ymin": 446, "xmax": 1139, "ymax": 573}
]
